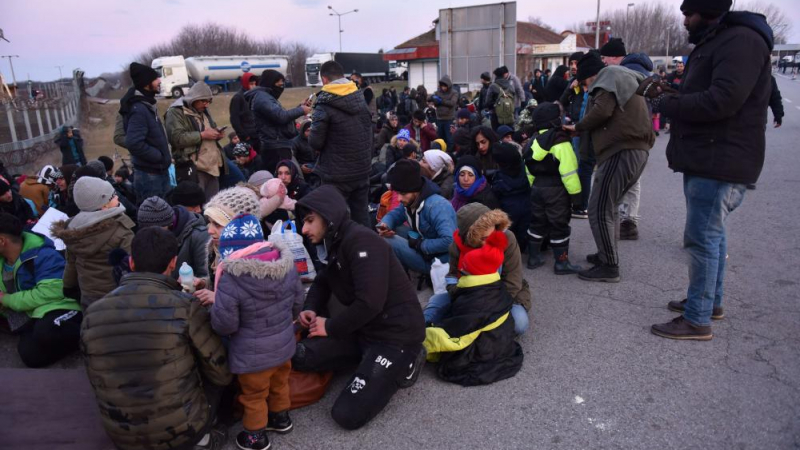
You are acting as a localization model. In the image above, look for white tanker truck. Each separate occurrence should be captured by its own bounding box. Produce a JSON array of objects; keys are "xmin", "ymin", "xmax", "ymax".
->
[{"xmin": 151, "ymin": 55, "xmax": 290, "ymax": 98}]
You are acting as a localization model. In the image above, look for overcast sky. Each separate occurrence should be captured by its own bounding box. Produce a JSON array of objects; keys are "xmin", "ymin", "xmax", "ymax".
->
[{"xmin": 2, "ymin": 0, "xmax": 798, "ymax": 81}]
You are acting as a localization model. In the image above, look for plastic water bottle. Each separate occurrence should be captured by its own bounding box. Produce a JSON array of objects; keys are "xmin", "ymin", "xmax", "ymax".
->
[{"xmin": 179, "ymin": 262, "xmax": 195, "ymax": 294}]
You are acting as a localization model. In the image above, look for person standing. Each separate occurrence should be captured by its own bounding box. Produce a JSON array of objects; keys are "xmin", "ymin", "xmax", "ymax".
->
[
  {"xmin": 430, "ymin": 76, "xmax": 459, "ymax": 148},
  {"xmin": 55, "ymin": 126, "xmax": 87, "ymax": 166},
  {"xmin": 245, "ymin": 70, "xmax": 311, "ymax": 174},
  {"xmin": 120, "ymin": 62, "xmax": 172, "ymax": 203},
  {"xmin": 308, "ymin": 61, "xmax": 373, "ymax": 227},
  {"xmin": 350, "ymin": 73, "xmax": 377, "ymax": 124},
  {"xmin": 229, "ymin": 72, "xmax": 260, "ymax": 154},
  {"xmin": 642, "ymin": 0, "xmax": 773, "ymax": 340}
]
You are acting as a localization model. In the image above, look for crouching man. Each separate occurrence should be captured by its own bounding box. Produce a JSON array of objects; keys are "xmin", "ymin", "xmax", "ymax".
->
[{"xmin": 293, "ymin": 185, "xmax": 426, "ymax": 430}]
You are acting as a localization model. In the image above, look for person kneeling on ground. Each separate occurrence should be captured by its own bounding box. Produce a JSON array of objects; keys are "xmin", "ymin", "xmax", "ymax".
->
[
  {"xmin": 210, "ymin": 215, "xmax": 304, "ymax": 450},
  {"xmin": 424, "ymin": 205, "xmax": 531, "ymax": 335},
  {"xmin": 0, "ymin": 213, "xmax": 82, "ymax": 367},
  {"xmin": 377, "ymin": 159, "xmax": 456, "ymax": 274},
  {"xmin": 81, "ymin": 227, "xmax": 232, "ymax": 450},
  {"xmin": 293, "ymin": 185, "xmax": 426, "ymax": 430},
  {"xmin": 423, "ymin": 227, "xmax": 524, "ymax": 385}
]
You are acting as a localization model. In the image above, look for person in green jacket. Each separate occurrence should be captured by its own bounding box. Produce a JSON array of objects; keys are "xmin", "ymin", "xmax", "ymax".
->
[
  {"xmin": 0, "ymin": 213, "xmax": 82, "ymax": 367},
  {"xmin": 524, "ymin": 102, "xmax": 583, "ymax": 274}
]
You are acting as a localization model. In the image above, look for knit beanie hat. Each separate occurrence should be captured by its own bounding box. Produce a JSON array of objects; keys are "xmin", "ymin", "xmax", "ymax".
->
[
  {"xmin": 396, "ymin": 128, "xmax": 411, "ymax": 142},
  {"xmin": 569, "ymin": 51, "xmax": 586, "ymax": 62},
  {"xmin": 97, "ymin": 156, "xmax": 114, "ymax": 173},
  {"xmin": 168, "ymin": 181, "xmax": 205, "ymax": 208},
  {"xmin": 457, "ymin": 109, "xmax": 471, "ymax": 120},
  {"xmin": 73, "ymin": 176, "xmax": 116, "ymax": 212},
  {"xmin": 680, "ymin": 0, "xmax": 732, "ymax": 16},
  {"xmin": 460, "ymin": 230, "xmax": 507, "ymax": 276},
  {"xmin": 37, "ymin": 165, "xmax": 58, "ymax": 185},
  {"xmin": 248, "ymin": 170, "xmax": 274, "ymax": 188},
  {"xmin": 87, "ymin": 160, "xmax": 107, "ymax": 177},
  {"xmin": 600, "ymin": 38, "xmax": 626, "ymax": 57},
  {"xmin": 577, "ymin": 53, "xmax": 606, "ymax": 82},
  {"xmin": 205, "ymin": 186, "xmax": 262, "ymax": 227},
  {"xmin": 138, "ymin": 196, "xmax": 175, "ymax": 228},
  {"xmin": 232, "ymin": 142, "xmax": 251, "ymax": 157},
  {"xmin": 129, "ymin": 62, "xmax": 159, "ymax": 90},
  {"xmin": 533, "ymin": 102, "xmax": 562, "ymax": 129},
  {"xmin": 480, "ymin": 72, "xmax": 491, "ymax": 81},
  {"xmin": 218, "ymin": 214, "xmax": 264, "ymax": 260},
  {"xmin": 493, "ymin": 142, "xmax": 522, "ymax": 169},
  {"xmin": 387, "ymin": 159, "xmax": 425, "ymax": 193},
  {"xmin": 497, "ymin": 125, "xmax": 514, "ymax": 138},
  {"xmin": 423, "ymin": 150, "xmax": 452, "ymax": 173},
  {"xmin": 430, "ymin": 139, "xmax": 448, "ymax": 153},
  {"xmin": 493, "ymin": 66, "xmax": 509, "ymax": 78}
]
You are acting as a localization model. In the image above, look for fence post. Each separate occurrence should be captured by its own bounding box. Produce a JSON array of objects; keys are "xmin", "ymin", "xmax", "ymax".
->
[
  {"xmin": 4, "ymin": 103, "xmax": 18, "ymax": 143},
  {"xmin": 59, "ymin": 106, "xmax": 66, "ymax": 126},
  {"xmin": 22, "ymin": 109, "xmax": 33, "ymax": 140},
  {"xmin": 45, "ymin": 107, "xmax": 53, "ymax": 133},
  {"xmin": 35, "ymin": 108, "xmax": 45, "ymax": 136}
]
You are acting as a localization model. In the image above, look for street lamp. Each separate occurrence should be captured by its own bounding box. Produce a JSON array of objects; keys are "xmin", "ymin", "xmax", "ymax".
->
[
  {"xmin": 626, "ymin": 3, "xmax": 635, "ymax": 45},
  {"xmin": 328, "ymin": 5, "xmax": 358, "ymax": 53},
  {"xmin": 1, "ymin": 55, "xmax": 19, "ymax": 97}
]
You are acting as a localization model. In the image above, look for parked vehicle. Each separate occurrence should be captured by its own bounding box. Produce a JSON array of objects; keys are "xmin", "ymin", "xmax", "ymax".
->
[{"xmin": 305, "ymin": 53, "xmax": 390, "ymax": 87}]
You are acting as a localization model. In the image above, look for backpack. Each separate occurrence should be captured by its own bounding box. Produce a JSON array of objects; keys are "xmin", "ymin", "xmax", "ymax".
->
[{"xmin": 495, "ymin": 85, "xmax": 515, "ymax": 125}]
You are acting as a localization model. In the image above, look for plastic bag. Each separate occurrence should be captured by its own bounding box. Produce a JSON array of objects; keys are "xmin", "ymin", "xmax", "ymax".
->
[
  {"xmin": 269, "ymin": 220, "xmax": 317, "ymax": 283},
  {"xmin": 430, "ymin": 258, "xmax": 449, "ymax": 295}
]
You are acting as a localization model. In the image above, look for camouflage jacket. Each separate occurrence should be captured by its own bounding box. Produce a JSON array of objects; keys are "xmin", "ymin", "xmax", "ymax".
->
[{"xmin": 81, "ymin": 272, "xmax": 232, "ymax": 450}]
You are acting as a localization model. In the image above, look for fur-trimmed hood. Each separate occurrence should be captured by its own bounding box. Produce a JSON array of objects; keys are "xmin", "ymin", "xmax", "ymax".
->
[
  {"xmin": 220, "ymin": 240, "xmax": 294, "ymax": 281},
  {"xmin": 51, "ymin": 214, "xmax": 135, "ymax": 253},
  {"xmin": 464, "ymin": 209, "xmax": 511, "ymax": 248}
]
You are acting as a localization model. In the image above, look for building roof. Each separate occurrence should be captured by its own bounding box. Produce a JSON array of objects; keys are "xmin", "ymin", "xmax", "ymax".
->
[
  {"xmin": 517, "ymin": 22, "xmax": 563, "ymax": 45},
  {"xmin": 395, "ymin": 29, "xmax": 438, "ymax": 49}
]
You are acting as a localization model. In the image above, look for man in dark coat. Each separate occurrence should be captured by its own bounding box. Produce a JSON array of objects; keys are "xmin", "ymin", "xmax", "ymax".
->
[
  {"xmin": 0, "ymin": 179, "xmax": 35, "ymax": 224},
  {"xmin": 119, "ymin": 62, "xmax": 172, "ymax": 203},
  {"xmin": 308, "ymin": 61, "xmax": 373, "ymax": 227},
  {"xmin": 55, "ymin": 126, "xmax": 87, "ymax": 166},
  {"xmin": 544, "ymin": 66, "xmax": 569, "ymax": 102},
  {"xmin": 641, "ymin": 0, "xmax": 774, "ymax": 340},
  {"xmin": 229, "ymin": 71, "xmax": 260, "ymax": 153},
  {"xmin": 293, "ymin": 185, "xmax": 426, "ymax": 430}
]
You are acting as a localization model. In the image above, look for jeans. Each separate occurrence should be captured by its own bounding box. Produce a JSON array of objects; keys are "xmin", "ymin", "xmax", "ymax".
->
[
  {"xmin": 133, "ymin": 170, "xmax": 171, "ymax": 205},
  {"xmin": 423, "ymin": 292, "xmax": 529, "ymax": 336},
  {"xmin": 682, "ymin": 175, "xmax": 746, "ymax": 326},
  {"xmin": 436, "ymin": 119, "xmax": 453, "ymax": 149},
  {"xmin": 386, "ymin": 234, "xmax": 431, "ymax": 273}
]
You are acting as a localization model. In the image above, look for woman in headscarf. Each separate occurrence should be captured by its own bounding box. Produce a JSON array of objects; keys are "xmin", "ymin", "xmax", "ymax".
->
[
  {"xmin": 490, "ymin": 142, "xmax": 531, "ymax": 252},
  {"xmin": 451, "ymin": 155, "xmax": 499, "ymax": 212},
  {"xmin": 420, "ymin": 150, "xmax": 454, "ymax": 199}
]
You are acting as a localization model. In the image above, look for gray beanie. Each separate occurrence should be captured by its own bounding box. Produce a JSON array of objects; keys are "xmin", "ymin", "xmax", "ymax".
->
[
  {"xmin": 138, "ymin": 196, "xmax": 175, "ymax": 228},
  {"xmin": 248, "ymin": 170, "xmax": 274, "ymax": 187},
  {"xmin": 73, "ymin": 176, "xmax": 116, "ymax": 212}
]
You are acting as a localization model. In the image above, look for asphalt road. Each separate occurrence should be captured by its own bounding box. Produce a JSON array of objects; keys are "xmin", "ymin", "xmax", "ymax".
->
[{"xmin": 1, "ymin": 75, "xmax": 798, "ymax": 450}]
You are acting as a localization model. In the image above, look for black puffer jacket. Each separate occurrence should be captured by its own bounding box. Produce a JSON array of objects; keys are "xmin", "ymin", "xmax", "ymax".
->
[
  {"xmin": 297, "ymin": 185, "xmax": 425, "ymax": 347},
  {"xmin": 245, "ymin": 87, "xmax": 304, "ymax": 149},
  {"xmin": 309, "ymin": 83, "xmax": 373, "ymax": 183},
  {"xmin": 660, "ymin": 11, "xmax": 773, "ymax": 184}
]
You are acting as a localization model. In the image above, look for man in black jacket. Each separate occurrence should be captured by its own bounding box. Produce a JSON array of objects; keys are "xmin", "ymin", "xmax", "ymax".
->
[
  {"xmin": 642, "ymin": 0, "xmax": 773, "ymax": 340},
  {"xmin": 309, "ymin": 61, "xmax": 373, "ymax": 227},
  {"xmin": 120, "ymin": 62, "xmax": 172, "ymax": 203},
  {"xmin": 229, "ymin": 72, "xmax": 260, "ymax": 153},
  {"xmin": 293, "ymin": 185, "xmax": 426, "ymax": 430}
]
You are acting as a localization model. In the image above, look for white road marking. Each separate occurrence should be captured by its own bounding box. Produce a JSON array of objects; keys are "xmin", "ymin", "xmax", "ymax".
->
[{"xmin": 784, "ymin": 98, "xmax": 792, "ymax": 103}]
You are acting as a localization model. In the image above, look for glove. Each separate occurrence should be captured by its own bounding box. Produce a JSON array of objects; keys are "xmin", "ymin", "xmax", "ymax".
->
[
  {"xmin": 432, "ymin": 95, "xmax": 443, "ymax": 105},
  {"xmin": 408, "ymin": 235, "xmax": 423, "ymax": 252}
]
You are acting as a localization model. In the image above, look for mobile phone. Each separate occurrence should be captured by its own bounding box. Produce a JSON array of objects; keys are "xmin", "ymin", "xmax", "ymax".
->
[
  {"xmin": 308, "ymin": 94, "xmax": 315, "ymax": 102},
  {"xmin": 217, "ymin": 126, "xmax": 228, "ymax": 132}
]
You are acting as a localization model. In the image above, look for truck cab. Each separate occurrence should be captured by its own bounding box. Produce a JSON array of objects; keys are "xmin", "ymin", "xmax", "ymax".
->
[
  {"xmin": 389, "ymin": 61, "xmax": 408, "ymax": 80},
  {"xmin": 306, "ymin": 53, "xmax": 333, "ymax": 87},
  {"xmin": 151, "ymin": 56, "xmax": 189, "ymax": 98}
]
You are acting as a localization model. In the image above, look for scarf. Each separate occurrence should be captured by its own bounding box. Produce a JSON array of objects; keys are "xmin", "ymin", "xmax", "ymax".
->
[
  {"xmin": 451, "ymin": 176, "xmax": 487, "ymax": 212},
  {"xmin": 67, "ymin": 205, "xmax": 126, "ymax": 230}
]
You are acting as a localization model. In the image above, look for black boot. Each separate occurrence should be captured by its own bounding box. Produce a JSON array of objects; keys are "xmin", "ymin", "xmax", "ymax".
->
[
  {"xmin": 552, "ymin": 245, "xmax": 582, "ymax": 275},
  {"xmin": 266, "ymin": 410, "xmax": 293, "ymax": 434},
  {"xmin": 527, "ymin": 237, "xmax": 545, "ymax": 269},
  {"xmin": 578, "ymin": 263, "xmax": 620, "ymax": 282},
  {"xmin": 620, "ymin": 220, "xmax": 639, "ymax": 240}
]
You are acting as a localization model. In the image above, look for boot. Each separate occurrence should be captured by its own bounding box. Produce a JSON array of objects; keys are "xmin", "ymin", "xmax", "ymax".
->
[
  {"xmin": 552, "ymin": 245, "xmax": 582, "ymax": 275},
  {"xmin": 620, "ymin": 220, "xmax": 639, "ymax": 240},
  {"xmin": 527, "ymin": 238, "xmax": 545, "ymax": 269}
]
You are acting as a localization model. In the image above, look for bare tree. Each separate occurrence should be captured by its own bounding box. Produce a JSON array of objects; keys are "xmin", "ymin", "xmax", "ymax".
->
[
  {"xmin": 527, "ymin": 16, "xmax": 558, "ymax": 33},
  {"xmin": 735, "ymin": 1, "xmax": 792, "ymax": 44}
]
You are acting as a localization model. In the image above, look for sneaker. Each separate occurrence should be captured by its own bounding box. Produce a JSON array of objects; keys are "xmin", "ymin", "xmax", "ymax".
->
[
  {"xmin": 236, "ymin": 429, "xmax": 270, "ymax": 450},
  {"xmin": 397, "ymin": 346, "xmax": 427, "ymax": 388},
  {"xmin": 571, "ymin": 209, "xmax": 589, "ymax": 219},
  {"xmin": 266, "ymin": 411, "xmax": 293, "ymax": 434},
  {"xmin": 651, "ymin": 316, "xmax": 713, "ymax": 341},
  {"xmin": 667, "ymin": 299, "xmax": 724, "ymax": 320},
  {"xmin": 586, "ymin": 253, "xmax": 601, "ymax": 266},
  {"xmin": 619, "ymin": 220, "xmax": 639, "ymax": 240},
  {"xmin": 195, "ymin": 422, "xmax": 227, "ymax": 450},
  {"xmin": 578, "ymin": 264, "xmax": 620, "ymax": 283},
  {"xmin": 745, "ymin": 184, "xmax": 756, "ymax": 190}
]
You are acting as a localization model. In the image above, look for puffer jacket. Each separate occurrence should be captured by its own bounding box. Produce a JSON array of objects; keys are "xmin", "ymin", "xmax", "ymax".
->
[
  {"xmin": 211, "ymin": 241, "xmax": 304, "ymax": 374},
  {"xmin": 659, "ymin": 11, "xmax": 773, "ymax": 184},
  {"xmin": 120, "ymin": 88, "xmax": 171, "ymax": 173},
  {"xmin": 230, "ymin": 73, "xmax": 259, "ymax": 141},
  {"xmin": 432, "ymin": 76, "xmax": 459, "ymax": 120},
  {"xmin": 81, "ymin": 272, "xmax": 232, "ymax": 450},
  {"xmin": 621, "ymin": 52, "xmax": 654, "ymax": 76},
  {"xmin": 171, "ymin": 207, "xmax": 211, "ymax": 282},
  {"xmin": 19, "ymin": 178, "xmax": 50, "ymax": 216},
  {"xmin": 291, "ymin": 121, "xmax": 316, "ymax": 166},
  {"xmin": 309, "ymin": 81, "xmax": 373, "ymax": 183},
  {"xmin": 51, "ymin": 209, "xmax": 135, "ymax": 309},
  {"xmin": 245, "ymin": 86, "xmax": 304, "ymax": 149}
]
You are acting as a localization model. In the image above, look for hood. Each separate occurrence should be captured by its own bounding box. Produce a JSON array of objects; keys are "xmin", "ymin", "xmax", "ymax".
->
[
  {"xmin": 241, "ymin": 72, "xmax": 256, "ymax": 91},
  {"xmin": 621, "ymin": 53, "xmax": 654, "ymax": 76},
  {"xmin": 299, "ymin": 120, "xmax": 312, "ymax": 136},
  {"xmin": 18, "ymin": 232, "xmax": 54, "ymax": 262},
  {"xmin": 418, "ymin": 177, "xmax": 440, "ymax": 203},
  {"xmin": 221, "ymin": 241, "xmax": 295, "ymax": 281},
  {"xmin": 315, "ymin": 86, "xmax": 367, "ymax": 115},
  {"xmin": 723, "ymin": 11, "xmax": 774, "ymax": 51},
  {"xmin": 589, "ymin": 65, "xmax": 645, "ymax": 111},
  {"xmin": 243, "ymin": 86, "xmax": 266, "ymax": 103},
  {"xmin": 454, "ymin": 204, "xmax": 510, "ymax": 244},
  {"xmin": 182, "ymin": 82, "xmax": 213, "ymax": 105},
  {"xmin": 494, "ymin": 78, "xmax": 512, "ymax": 90},
  {"xmin": 276, "ymin": 159, "xmax": 301, "ymax": 183},
  {"xmin": 438, "ymin": 75, "xmax": 453, "ymax": 89},
  {"xmin": 321, "ymin": 81, "xmax": 359, "ymax": 97},
  {"xmin": 296, "ymin": 184, "xmax": 350, "ymax": 240},
  {"xmin": 51, "ymin": 213, "xmax": 134, "ymax": 253},
  {"xmin": 259, "ymin": 69, "xmax": 286, "ymax": 99},
  {"xmin": 553, "ymin": 66, "xmax": 569, "ymax": 80}
]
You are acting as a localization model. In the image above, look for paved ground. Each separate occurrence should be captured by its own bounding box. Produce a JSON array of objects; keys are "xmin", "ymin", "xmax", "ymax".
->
[{"xmin": 2, "ymin": 75, "xmax": 799, "ymax": 450}]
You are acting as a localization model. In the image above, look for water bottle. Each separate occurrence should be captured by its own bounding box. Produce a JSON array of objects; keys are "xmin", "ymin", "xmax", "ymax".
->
[{"xmin": 178, "ymin": 262, "xmax": 195, "ymax": 294}]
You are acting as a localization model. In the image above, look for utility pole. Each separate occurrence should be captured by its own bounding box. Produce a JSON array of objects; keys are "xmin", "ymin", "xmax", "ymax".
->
[
  {"xmin": 626, "ymin": 3, "xmax": 635, "ymax": 45},
  {"xmin": 666, "ymin": 27, "xmax": 671, "ymax": 57},
  {"xmin": 1, "ymin": 55, "xmax": 19, "ymax": 96},
  {"xmin": 594, "ymin": 0, "xmax": 601, "ymax": 48},
  {"xmin": 328, "ymin": 5, "xmax": 358, "ymax": 53},
  {"xmin": 55, "ymin": 65, "xmax": 64, "ymax": 96}
]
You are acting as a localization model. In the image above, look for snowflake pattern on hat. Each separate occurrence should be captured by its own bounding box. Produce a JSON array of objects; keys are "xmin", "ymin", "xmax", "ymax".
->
[{"xmin": 218, "ymin": 214, "xmax": 265, "ymax": 260}]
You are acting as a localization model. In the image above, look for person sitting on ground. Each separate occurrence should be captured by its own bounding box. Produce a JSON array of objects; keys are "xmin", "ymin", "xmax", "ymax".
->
[
  {"xmin": 404, "ymin": 110, "xmax": 439, "ymax": 152},
  {"xmin": 291, "ymin": 120, "xmax": 316, "ymax": 172},
  {"xmin": 210, "ymin": 215, "xmax": 303, "ymax": 450},
  {"xmin": 450, "ymin": 155, "xmax": 499, "ymax": 212},
  {"xmin": 166, "ymin": 180, "xmax": 206, "ymax": 214},
  {"xmin": 423, "ymin": 225, "xmax": 524, "ymax": 386},
  {"xmin": 424, "ymin": 204, "xmax": 531, "ymax": 335},
  {"xmin": 469, "ymin": 126, "xmax": 500, "ymax": 172},
  {"xmin": 232, "ymin": 142, "xmax": 262, "ymax": 180},
  {"xmin": 65, "ymin": 162, "xmax": 138, "ymax": 222},
  {"xmin": 49, "ymin": 166, "xmax": 72, "ymax": 213},
  {"xmin": 490, "ymin": 142, "xmax": 531, "ymax": 253},
  {"xmin": 293, "ymin": 185, "xmax": 426, "ymax": 430},
  {"xmin": 111, "ymin": 166, "xmax": 136, "ymax": 205},
  {"xmin": 420, "ymin": 150, "xmax": 455, "ymax": 199},
  {"xmin": 525, "ymin": 102, "xmax": 583, "ymax": 274},
  {"xmin": 275, "ymin": 160, "xmax": 311, "ymax": 202},
  {"xmin": 97, "ymin": 156, "xmax": 116, "ymax": 184},
  {"xmin": 51, "ymin": 176, "xmax": 134, "ymax": 309},
  {"xmin": 386, "ymin": 130, "xmax": 419, "ymax": 170},
  {"xmin": 138, "ymin": 196, "xmax": 211, "ymax": 283},
  {"xmin": 0, "ymin": 179, "xmax": 35, "ymax": 225},
  {"xmin": 375, "ymin": 113, "xmax": 401, "ymax": 154},
  {"xmin": 377, "ymin": 160, "xmax": 456, "ymax": 274},
  {"xmin": 0, "ymin": 213, "xmax": 82, "ymax": 368},
  {"xmin": 19, "ymin": 165, "xmax": 55, "ymax": 217},
  {"xmin": 222, "ymin": 132, "xmax": 240, "ymax": 160},
  {"xmin": 81, "ymin": 227, "xmax": 232, "ymax": 450},
  {"xmin": 497, "ymin": 125, "xmax": 523, "ymax": 155}
]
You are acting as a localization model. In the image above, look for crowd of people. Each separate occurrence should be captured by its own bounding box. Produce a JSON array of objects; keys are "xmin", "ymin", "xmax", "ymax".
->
[{"xmin": 0, "ymin": 0, "xmax": 780, "ymax": 448}]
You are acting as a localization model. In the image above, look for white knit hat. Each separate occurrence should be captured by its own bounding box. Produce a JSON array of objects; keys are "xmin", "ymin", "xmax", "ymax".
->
[
  {"xmin": 423, "ymin": 150, "xmax": 453, "ymax": 173},
  {"xmin": 204, "ymin": 186, "xmax": 262, "ymax": 227}
]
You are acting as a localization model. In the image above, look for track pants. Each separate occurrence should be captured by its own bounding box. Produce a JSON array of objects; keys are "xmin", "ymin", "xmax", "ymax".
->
[
  {"xmin": 17, "ymin": 309, "xmax": 82, "ymax": 368},
  {"xmin": 588, "ymin": 150, "xmax": 648, "ymax": 266}
]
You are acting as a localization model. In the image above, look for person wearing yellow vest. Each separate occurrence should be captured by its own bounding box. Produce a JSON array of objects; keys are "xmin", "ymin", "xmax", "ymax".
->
[{"xmin": 524, "ymin": 102, "xmax": 583, "ymax": 274}]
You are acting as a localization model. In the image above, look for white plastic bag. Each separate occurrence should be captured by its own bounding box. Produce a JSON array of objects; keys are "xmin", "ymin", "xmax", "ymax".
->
[
  {"xmin": 430, "ymin": 258, "xmax": 449, "ymax": 295},
  {"xmin": 269, "ymin": 220, "xmax": 317, "ymax": 283}
]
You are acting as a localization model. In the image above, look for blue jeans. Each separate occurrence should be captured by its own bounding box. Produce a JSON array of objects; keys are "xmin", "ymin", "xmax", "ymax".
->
[
  {"xmin": 682, "ymin": 175, "xmax": 746, "ymax": 326},
  {"xmin": 133, "ymin": 170, "xmax": 171, "ymax": 205},
  {"xmin": 423, "ymin": 292, "xmax": 530, "ymax": 336},
  {"xmin": 386, "ymin": 235, "xmax": 431, "ymax": 273},
  {"xmin": 436, "ymin": 119, "xmax": 453, "ymax": 149}
]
